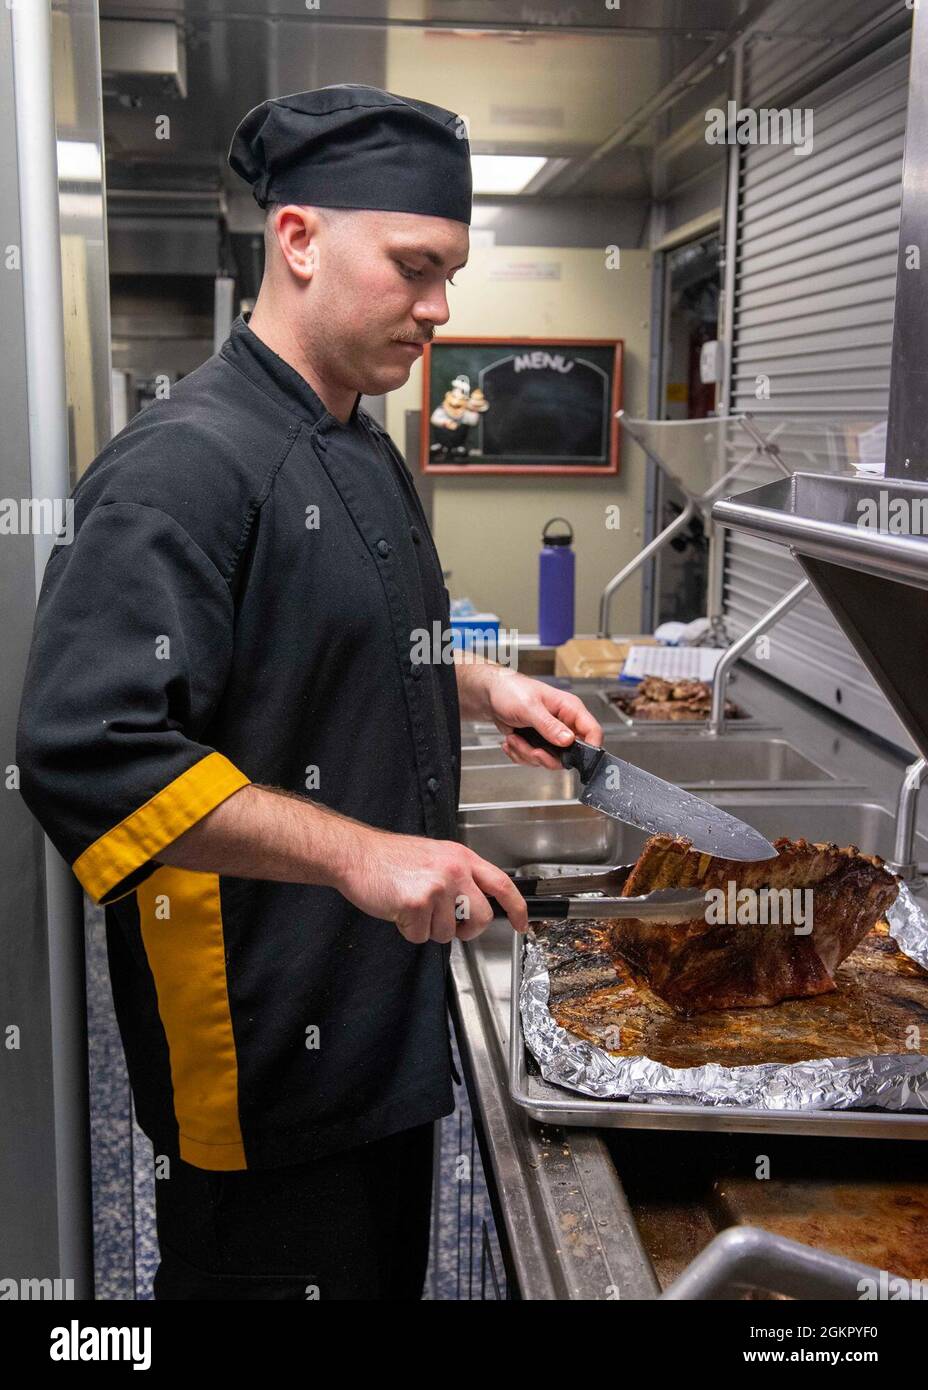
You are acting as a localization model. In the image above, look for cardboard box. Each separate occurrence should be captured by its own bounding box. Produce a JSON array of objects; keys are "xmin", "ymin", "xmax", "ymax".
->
[{"xmin": 554, "ymin": 636, "xmax": 658, "ymax": 679}]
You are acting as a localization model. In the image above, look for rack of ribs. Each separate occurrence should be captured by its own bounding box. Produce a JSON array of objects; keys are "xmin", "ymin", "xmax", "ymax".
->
[{"xmin": 607, "ymin": 834, "xmax": 900, "ymax": 1015}]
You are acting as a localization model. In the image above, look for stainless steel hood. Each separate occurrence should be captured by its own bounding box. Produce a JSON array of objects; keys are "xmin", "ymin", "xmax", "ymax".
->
[{"xmin": 714, "ymin": 473, "xmax": 928, "ymax": 761}]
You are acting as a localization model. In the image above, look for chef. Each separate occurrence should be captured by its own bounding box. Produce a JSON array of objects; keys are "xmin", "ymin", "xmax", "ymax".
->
[{"xmin": 16, "ymin": 84, "xmax": 602, "ymax": 1301}]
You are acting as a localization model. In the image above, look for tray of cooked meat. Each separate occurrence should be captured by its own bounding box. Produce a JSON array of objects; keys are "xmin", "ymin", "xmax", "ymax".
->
[
  {"xmin": 604, "ymin": 675, "xmax": 747, "ymax": 723},
  {"xmin": 510, "ymin": 836, "xmax": 928, "ymax": 1137}
]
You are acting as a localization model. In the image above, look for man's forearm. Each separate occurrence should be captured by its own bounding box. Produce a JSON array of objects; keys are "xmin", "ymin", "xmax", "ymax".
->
[
  {"xmin": 154, "ymin": 783, "xmax": 366, "ymax": 888},
  {"xmin": 151, "ymin": 778, "xmax": 532, "ymax": 940},
  {"xmin": 454, "ymin": 651, "xmax": 508, "ymax": 721}
]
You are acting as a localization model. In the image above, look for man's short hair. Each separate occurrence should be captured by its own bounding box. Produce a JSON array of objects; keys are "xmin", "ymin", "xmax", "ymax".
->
[
  {"xmin": 264, "ymin": 202, "xmax": 353, "ymax": 227},
  {"xmin": 263, "ymin": 202, "xmax": 358, "ymax": 256}
]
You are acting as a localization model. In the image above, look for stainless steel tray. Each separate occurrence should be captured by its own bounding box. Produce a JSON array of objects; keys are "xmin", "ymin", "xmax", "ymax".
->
[
  {"xmin": 713, "ymin": 472, "xmax": 928, "ymax": 584},
  {"xmin": 596, "ymin": 687, "xmax": 772, "ymax": 732},
  {"xmin": 508, "ymin": 931, "xmax": 928, "ymax": 1140}
]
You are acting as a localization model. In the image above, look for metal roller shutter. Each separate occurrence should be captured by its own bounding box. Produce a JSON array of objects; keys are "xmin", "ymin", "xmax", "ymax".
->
[{"xmin": 724, "ymin": 28, "xmax": 914, "ymax": 751}]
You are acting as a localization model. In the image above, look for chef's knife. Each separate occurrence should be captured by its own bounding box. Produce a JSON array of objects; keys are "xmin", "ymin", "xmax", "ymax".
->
[{"xmin": 513, "ymin": 727, "xmax": 778, "ymax": 862}]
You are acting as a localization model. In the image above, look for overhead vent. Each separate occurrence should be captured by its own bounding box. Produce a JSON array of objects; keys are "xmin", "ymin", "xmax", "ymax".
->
[{"xmin": 101, "ymin": 19, "xmax": 187, "ymax": 103}]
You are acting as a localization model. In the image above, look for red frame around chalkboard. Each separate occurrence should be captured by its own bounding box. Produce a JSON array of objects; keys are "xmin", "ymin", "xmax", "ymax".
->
[{"xmin": 419, "ymin": 336, "xmax": 623, "ymax": 476}]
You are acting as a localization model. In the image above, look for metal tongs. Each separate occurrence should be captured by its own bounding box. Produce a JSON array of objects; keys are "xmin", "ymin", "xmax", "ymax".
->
[{"xmin": 489, "ymin": 863, "xmax": 706, "ymax": 923}]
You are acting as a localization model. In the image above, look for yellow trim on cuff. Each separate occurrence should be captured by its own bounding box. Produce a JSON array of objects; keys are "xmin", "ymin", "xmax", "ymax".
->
[{"xmin": 73, "ymin": 752, "xmax": 251, "ymax": 905}]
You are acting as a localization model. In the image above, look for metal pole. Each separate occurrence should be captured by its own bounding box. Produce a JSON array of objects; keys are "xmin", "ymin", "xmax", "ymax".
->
[
  {"xmin": 662, "ymin": 1225, "xmax": 899, "ymax": 1301},
  {"xmin": 213, "ymin": 275, "xmax": 235, "ymax": 354},
  {"xmin": 11, "ymin": 0, "xmax": 94, "ymax": 1297},
  {"xmin": 737, "ymin": 415, "xmax": 794, "ymax": 479},
  {"xmin": 598, "ymin": 500, "xmax": 697, "ymax": 639},
  {"xmin": 706, "ymin": 579, "xmax": 810, "ymax": 734},
  {"xmin": 885, "ymin": 0, "xmax": 928, "ymax": 479},
  {"xmin": 704, "ymin": 518, "xmax": 727, "ymax": 636},
  {"xmin": 890, "ymin": 757, "xmax": 928, "ymax": 879},
  {"xmin": 718, "ymin": 38, "xmax": 744, "ymax": 417},
  {"xmin": 640, "ymin": 251, "xmax": 667, "ymax": 633},
  {"xmin": 13, "ymin": 0, "xmax": 69, "ymax": 583},
  {"xmin": 705, "ymin": 417, "xmax": 794, "ymax": 643}
]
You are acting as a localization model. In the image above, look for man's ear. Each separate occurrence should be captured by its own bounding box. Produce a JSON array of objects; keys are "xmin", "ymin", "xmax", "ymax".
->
[{"xmin": 272, "ymin": 205, "xmax": 320, "ymax": 282}]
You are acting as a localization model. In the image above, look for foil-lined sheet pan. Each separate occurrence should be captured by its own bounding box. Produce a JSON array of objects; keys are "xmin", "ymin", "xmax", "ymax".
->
[{"xmin": 519, "ymin": 882, "xmax": 928, "ymax": 1111}]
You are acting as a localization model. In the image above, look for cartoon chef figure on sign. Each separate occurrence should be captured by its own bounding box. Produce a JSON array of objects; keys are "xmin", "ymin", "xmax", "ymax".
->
[{"xmin": 429, "ymin": 374, "xmax": 490, "ymax": 461}]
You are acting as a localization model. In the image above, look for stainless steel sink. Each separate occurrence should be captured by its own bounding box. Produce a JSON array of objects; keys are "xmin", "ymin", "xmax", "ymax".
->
[
  {"xmin": 459, "ymin": 735, "xmax": 842, "ymax": 793},
  {"xmin": 460, "ymin": 765, "xmax": 577, "ymax": 804},
  {"xmin": 458, "ymin": 798, "xmax": 925, "ymax": 870},
  {"xmin": 459, "ymin": 722, "xmax": 505, "ymax": 747}
]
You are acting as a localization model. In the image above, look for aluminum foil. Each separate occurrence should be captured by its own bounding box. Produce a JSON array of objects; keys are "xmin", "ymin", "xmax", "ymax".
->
[
  {"xmin": 886, "ymin": 879, "xmax": 928, "ymax": 971},
  {"xmin": 520, "ymin": 894, "xmax": 928, "ymax": 1111}
]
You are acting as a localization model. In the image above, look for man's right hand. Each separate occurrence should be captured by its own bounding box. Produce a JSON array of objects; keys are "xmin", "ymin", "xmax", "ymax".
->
[{"xmin": 335, "ymin": 826, "xmax": 529, "ymax": 945}]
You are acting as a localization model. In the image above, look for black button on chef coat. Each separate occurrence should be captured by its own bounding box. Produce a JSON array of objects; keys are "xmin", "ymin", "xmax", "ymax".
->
[{"xmin": 16, "ymin": 313, "xmax": 462, "ymax": 1171}]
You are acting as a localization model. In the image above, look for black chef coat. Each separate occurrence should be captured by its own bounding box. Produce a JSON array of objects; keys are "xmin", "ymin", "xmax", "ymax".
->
[{"xmin": 16, "ymin": 313, "xmax": 462, "ymax": 1170}]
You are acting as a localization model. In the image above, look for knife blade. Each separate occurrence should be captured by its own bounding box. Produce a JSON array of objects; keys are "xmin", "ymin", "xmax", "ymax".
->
[{"xmin": 513, "ymin": 727, "xmax": 778, "ymax": 862}]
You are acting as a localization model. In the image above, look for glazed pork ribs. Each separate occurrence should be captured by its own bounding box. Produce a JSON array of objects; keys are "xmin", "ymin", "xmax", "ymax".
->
[{"xmin": 608, "ymin": 834, "xmax": 899, "ymax": 1015}]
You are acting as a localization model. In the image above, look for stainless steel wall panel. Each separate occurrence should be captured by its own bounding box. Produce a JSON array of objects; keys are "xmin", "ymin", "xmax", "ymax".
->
[
  {"xmin": 0, "ymin": 0, "xmax": 62, "ymax": 1286},
  {"xmin": 742, "ymin": 165, "xmax": 905, "ymax": 245},
  {"xmin": 742, "ymin": 0, "xmax": 907, "ymax": 108},
  {"xmin": 1, "ymin": 0, "xmax": 111, "ymax": 1294},
  {"xmin": 722, "ymin": 26, "xmax": 913, "ymax": 748},
  {"xmin": 738, "ymin": 279, "xmax": 899, "ymax": 328},
  {"xmin": 738, "ymin": 259, "xmax": 899, "ymax": 312},
  {"xmin": 740, "ymin": 74, "xmax": 908, "ymax": 191},
  {"xmin": 738, "ymin": 210, "xmax": 901, "ymax": 278},
  {"xmin": 736, "ymin": 232, "xmax": 901, "ymax": 296},
  {"xmin": 736, "ymin": 305, "xmax": 896, "ymax": 351}
]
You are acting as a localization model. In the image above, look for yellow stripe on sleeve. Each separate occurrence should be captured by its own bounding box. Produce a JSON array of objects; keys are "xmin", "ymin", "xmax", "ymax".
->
[
  {"xmin": 138, "ymin": 866, "xmax": 246, "ymax": 1170},
  {"xmin": 73, "ymin": 751, "xmax": 250, "ymax": 904}
]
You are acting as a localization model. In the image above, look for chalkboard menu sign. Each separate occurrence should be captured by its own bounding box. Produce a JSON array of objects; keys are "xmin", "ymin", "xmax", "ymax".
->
[{"xmin": 420, "ymin": 337, "xmax": 623, "ymax": 475}]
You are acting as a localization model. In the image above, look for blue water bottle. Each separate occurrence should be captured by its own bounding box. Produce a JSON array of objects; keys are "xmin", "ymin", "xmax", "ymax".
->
[{"xmin": 538, "ymin": 517, "xmax": 575, "ymax": 646}]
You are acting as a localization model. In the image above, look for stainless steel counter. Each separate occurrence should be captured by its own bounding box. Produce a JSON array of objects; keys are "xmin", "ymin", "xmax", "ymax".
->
[{"xmin": 449, "ymin": 665, "xmax": 928, "ymax": 1299}]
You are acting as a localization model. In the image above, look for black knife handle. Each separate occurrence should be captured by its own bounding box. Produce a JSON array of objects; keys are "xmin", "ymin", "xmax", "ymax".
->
[
  {"xmin": 513, "ymin": 726, "xmax": 603, "ymax": 779},
  {"xmin": 505, "ymin": 871, "xmax": 540, "ymax": 895},
  {"xmin": 513, "ymin": 725, "xmax": 553, "ymax": 750},
  {"xmin": 487, "ymin": 894, "xmax": 569, "ymax": 921}
]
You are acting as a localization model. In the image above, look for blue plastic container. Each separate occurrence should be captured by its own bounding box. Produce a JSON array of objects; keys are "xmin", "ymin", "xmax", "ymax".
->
[
  {"xmin": 538, "ymin": 517, "xmax": 575, "ymax": 646},
  {"xmin": 450, "ymin": 615, "xmax": 500, "ymax": 652}
]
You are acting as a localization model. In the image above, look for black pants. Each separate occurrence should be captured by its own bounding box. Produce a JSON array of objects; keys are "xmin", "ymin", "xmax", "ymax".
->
[{"xmin": 152, "ymin": 1121, "xmax": 436, "ymax": 1300}]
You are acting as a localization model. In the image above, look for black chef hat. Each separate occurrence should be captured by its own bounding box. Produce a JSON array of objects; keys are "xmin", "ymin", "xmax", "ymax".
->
[{"xmin": 228, "ymin": 83, "xmax": 472, "ymax": 225}]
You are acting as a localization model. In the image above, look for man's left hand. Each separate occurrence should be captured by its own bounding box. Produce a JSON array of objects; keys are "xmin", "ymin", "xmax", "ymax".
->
[{"xmin": 461, "ymin": 664, "xmax": 603, "ymax": 770}]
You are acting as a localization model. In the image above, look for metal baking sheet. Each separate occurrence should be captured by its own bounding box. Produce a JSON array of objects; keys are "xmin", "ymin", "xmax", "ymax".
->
[{"xmin": 509, "ymin": 891, "xmax": 928, "ymax": 1141}]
